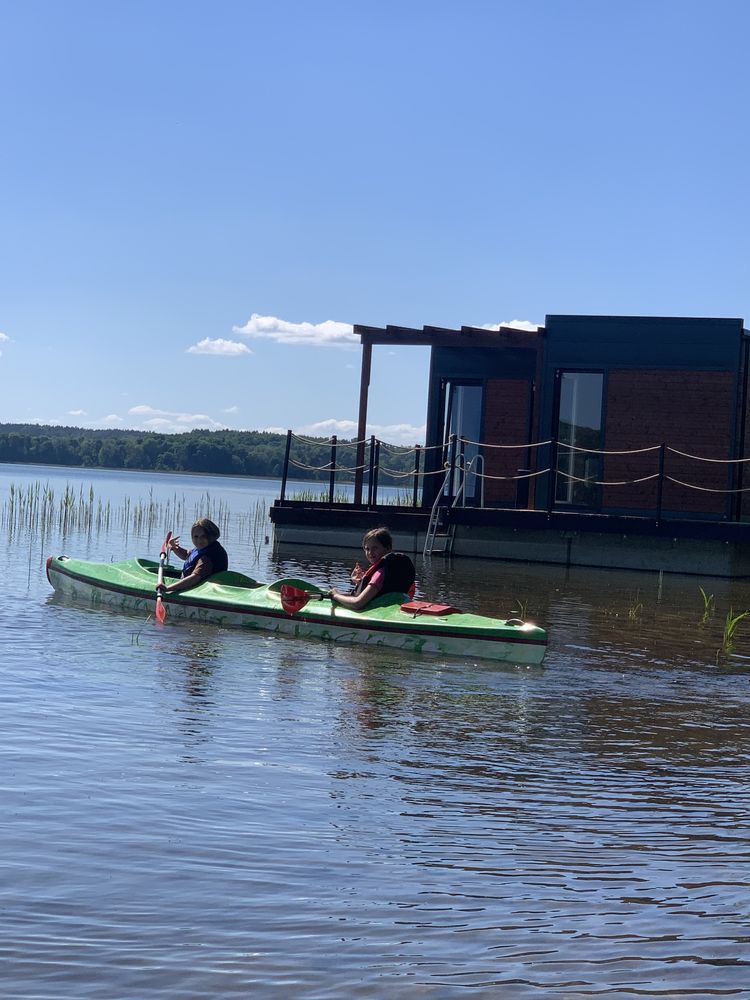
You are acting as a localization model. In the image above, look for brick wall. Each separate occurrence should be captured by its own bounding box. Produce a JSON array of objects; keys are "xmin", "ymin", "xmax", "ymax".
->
[
  {"xmin": 482, "ymin": 379, "xmax": 532, "ymax": 504},
  {"xmin": 603, "ymin": 370, "xmax": 734, "ymax": 515}
]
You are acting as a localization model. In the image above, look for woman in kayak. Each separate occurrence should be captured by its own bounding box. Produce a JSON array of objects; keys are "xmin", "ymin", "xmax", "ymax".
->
[
  {"xmin": 327, "ymin": 527, "xmax": 415, "ymax": 610},
  {"xmin": 161, "ymin": 517, "xmax": 228, "ymax": 594}
]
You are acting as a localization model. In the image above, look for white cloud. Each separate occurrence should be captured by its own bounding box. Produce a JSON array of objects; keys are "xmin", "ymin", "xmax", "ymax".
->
[
  {"xmin": 297, "ymin": 418, "xmax": 425, "ymax": 446},
  {"xmin": 223, "ymin": 405, "xmax": 240, "ymax": 414},
  {"xmin": 233, "ymin": 313, "xmax": 357, "ymax": 348},
  {"xmin": 102, "ymin": 414, "xmax": 124, "ymax": 425},
  {"xmin": 128, "ymin": 404, "xmax": 225, "ymax": 431},
  {"xmin": 479, "ymin": 319, "xmax": 540, "ymax": 332},
  {"xmin": 0, "ymin": 331, "xmax": 9, "ymax": 357},
  {"xmin": 187, "ymin": 338, "xmax": 252, "ymax": 356},
  {"xmin": 68, "ymin": 409, "xmax": 87, "ymax": 416},
  {"xmin": 141, "ymin": 418, "xmax": 179, "ymax": 430}
]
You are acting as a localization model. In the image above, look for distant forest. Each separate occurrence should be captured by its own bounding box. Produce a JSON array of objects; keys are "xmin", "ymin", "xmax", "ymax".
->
[{"xmin": 0, "ymin": 424, "xmax": 414, "ymax": 482}]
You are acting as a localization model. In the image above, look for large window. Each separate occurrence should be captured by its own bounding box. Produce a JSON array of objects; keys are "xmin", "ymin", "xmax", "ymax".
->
[
  {"xmin": 555, "ymin": 371, "xmax": 604, "ymax": 508},
  {"xmin": 442, "ymin": 381, "xmax": 483, "ymax": 500}
]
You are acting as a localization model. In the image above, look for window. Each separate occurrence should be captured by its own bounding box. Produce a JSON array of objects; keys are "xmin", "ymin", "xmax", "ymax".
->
[
  {"xmin": 555, "ymin": 372, "xmax": 604, "ymax": 508},
  {"xmin": 442, "ymin": 381, "xmax": 483, "ymax": 500}
]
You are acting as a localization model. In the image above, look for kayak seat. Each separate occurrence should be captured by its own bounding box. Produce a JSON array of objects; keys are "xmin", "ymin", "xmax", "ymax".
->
[
  {"xmin": 211, "ymin": 570, "xmax": 262, "ymax": 589},
  {"xmin": 401, "ymin": 600, "xmax": 461, "ymax": 616},
  {"xmin": 268, "ymin": 578, "xmax": 323, "ymax": 595},
  {"xmin": 137, "ymin": 560, "xmax": 181, "ymax": 579}
]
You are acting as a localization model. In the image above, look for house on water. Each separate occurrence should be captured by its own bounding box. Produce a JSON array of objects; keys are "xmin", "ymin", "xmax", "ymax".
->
[{"xmin": 271, "ymin": 314, "xmax": 750, "ymax": 577}]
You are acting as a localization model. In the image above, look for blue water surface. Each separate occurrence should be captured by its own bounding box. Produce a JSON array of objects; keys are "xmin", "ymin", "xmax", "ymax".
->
[{"xmin": 2, "ymin": 463, "xmax": 749, "ymax": 999}]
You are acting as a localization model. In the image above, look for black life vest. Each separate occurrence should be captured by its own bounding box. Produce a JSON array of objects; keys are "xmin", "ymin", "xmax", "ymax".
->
[
  {"xmin": 182, "ymin": 539, "xmax": 228, "ymax": 578},
  {"xmin": 355, "ymin": 551, "xmax": 416, "ymax": 597}
]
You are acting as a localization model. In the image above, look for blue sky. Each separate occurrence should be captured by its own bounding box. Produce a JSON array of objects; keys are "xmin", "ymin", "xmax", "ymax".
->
[{"xmin": 1, "ymin": 0, "xmax": 748, "ymax": 444}]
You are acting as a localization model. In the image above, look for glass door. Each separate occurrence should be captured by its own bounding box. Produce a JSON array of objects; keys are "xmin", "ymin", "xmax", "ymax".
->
[
  {"xmin": 555, "ymin": 371, "xmax": 604, "ymax": 508},
  {"xmin": 442, "ymin": 381, "xmax": 483, "ymax": 501}
]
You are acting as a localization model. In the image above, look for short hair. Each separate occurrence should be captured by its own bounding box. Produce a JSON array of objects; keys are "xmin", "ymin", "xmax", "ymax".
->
[
  {"xmin": 193, "ymin": 517, "xmax": 221, "ymax": 540},
  {"xmin": 362, "ymin": 527, "xmax": 392, "ymax": 549}
]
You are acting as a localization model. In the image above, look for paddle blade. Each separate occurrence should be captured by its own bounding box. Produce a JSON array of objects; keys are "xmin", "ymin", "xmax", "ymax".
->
[
  {"xmin": 160, "ymin": 531, "xmax": 173, "ymax": 558},
  {"xmin": 155, "ymin": 595, "xmax": 167, "ymax": 624},
  {"xmin": 280, "ymin": 584, "xmax": 312, "ymax": 614}
]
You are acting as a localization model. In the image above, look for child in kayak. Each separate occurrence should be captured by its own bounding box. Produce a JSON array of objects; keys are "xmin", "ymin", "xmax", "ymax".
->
[
  {"xmin": 328, "ymin": 527, "xmax": 415, "ymax": 610},
  {"xmin": 161, "ymin": 517, "xmax": 228, "ymax": 594}
]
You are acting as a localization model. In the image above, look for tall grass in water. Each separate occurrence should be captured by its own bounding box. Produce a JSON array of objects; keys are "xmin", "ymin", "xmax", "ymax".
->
[
  {"xmin": 236, "ymin": 498, "xmax": 270, "ymax": 565},
  {"xmin": 3, "ymin": 480, "xmax": 270, "ymax": 568},
  {"xmin": 628, "ymin": 590, "xmax": 643, "ymax": 622},
  {"xmin": 2, "ymin": 481, "xmax": 191, "ymax": 538},
  {"xmin": 699, "ymin": 586, "xmax": 715, "ymax": 625},
  {"xmin": 720, "ymin": 608, "xmax": 749, "ymax": 657}
]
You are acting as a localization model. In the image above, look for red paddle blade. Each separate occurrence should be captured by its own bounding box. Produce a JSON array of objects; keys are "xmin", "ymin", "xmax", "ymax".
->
[
  {"xmin": 155, "ymin": 595, "xmax": 167, "ymax": 624},
  {"xmin": 280, "ymin": 584, "xmax": 312, "ymax": 614}
]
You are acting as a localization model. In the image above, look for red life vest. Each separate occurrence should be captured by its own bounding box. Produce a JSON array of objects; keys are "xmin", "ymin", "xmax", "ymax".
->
[{"xmin": 355, "ymin": 551, "xmax": 416, "ymax": 598}]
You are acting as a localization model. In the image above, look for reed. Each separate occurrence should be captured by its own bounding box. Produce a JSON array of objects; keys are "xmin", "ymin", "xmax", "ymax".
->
[
  {"xmin": 291, "ymin": 488, "xmax": 352, "ymax": 503},
  {"xmin": 514, "ymin": 597, "xmax": 529, "ymax": 620},
  {"xmin": 236, "ymin": 498, "xmax": 270, "ymax": 565},
  {"xmin": 628, "ymin": 590, "xmax": 643, "ymax": 622},
  {"xmin": 699, "ymin": 586, "xmax": 715, "ymax": 625},
  {"xmin": 2, "ymin": 481, "xmax": 270, "ymax": 563},
  {"xmin": 720, "ymin": 608, "xmax": 749, "ymax": 656},
  {"xmin": 384, "ymin": 488, "xmax": 420, "ymax": 506}
]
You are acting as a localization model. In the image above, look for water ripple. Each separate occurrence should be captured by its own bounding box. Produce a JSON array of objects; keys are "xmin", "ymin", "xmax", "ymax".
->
[{"xmin": 2, "ymin": 475, "xmax": 750, "ymax": 997}]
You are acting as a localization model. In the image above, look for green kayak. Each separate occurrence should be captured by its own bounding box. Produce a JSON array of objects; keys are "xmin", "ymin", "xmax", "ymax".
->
[{"xmin": 46, "ymin": 555, "xmax": 548, "ymax": 665}]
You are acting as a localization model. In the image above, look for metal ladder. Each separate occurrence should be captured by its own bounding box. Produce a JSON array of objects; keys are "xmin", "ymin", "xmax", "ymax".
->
[
  {"xmin": 423, "ymin": 502, "xmax": 455, "ymax": 556},
  {"xmin": 423, "ymin": 456, "xmax": 484, "ymax": 556}
]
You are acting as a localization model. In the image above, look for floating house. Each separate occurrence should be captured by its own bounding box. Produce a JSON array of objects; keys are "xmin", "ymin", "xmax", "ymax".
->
[{"xmin": 271, "ymin": 315, "xmax": 750, "ymax": 576}]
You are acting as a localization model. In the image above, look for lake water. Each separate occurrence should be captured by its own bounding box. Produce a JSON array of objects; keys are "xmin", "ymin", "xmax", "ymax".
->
[{"xmin": 2, "ymin": 463, "xmax": 749, "ymax": 998}]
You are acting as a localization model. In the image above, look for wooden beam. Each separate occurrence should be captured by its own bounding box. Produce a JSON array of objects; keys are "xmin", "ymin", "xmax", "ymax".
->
[
  {"xmin": 354, "ymin": 322, "xmax": 544, "ymax": 350},
  {"xmin": 354, "ymin": 341, "xmax": 372, "ymax": 504}
]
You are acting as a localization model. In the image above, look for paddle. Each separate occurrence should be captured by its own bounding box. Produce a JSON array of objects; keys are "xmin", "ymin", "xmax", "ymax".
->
[
  {"xmin": 155, "ymin": 530, "xmax": 172, "ymax": 624},
  {"xmin": 278, "ymin": 582, "xmax": 328, "ymax": 614}
]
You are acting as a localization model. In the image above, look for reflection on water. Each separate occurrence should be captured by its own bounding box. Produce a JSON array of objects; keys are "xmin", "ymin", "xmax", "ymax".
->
[{"xmin": 2, "ymin": 465, "xmax": 750, "ymax": 997}]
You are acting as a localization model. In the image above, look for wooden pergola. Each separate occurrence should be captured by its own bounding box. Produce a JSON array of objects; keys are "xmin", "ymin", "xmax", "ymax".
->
[{"xmin": 351, "ymin": 323, "xmax": 545, "ymax": 503}]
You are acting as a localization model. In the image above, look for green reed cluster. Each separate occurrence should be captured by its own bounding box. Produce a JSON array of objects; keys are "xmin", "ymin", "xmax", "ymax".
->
[
  {"xmin": 290, "ymin": 487, "xmax": 419, "ymax": 506},
  {"xmin": 235, "ymin": 498, "xmax": 270, "ymax": 565},
  {"xmin": 2, "ymin": 481, "xmax": 104, "ymax": 537},
  {"xmin": 2, "ymin": 481, "xmax": 270, "ymax": 561},
  {"xmin": 697, "ymin": 587, "xmax": 749, "ymax": 660}
]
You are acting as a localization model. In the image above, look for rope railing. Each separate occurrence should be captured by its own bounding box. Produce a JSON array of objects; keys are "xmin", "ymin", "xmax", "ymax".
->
[
  {"xmin": 378, "ymin": 443, "xmax": 420, "ymax": 456},
  {"xmin": 475, "ymin": 467, "xmax": 552, "ymax": 481},
  {"xmin": 460, "ymin": 437, "xmax": 553, "ymax": 450},
  {"xmin": 290, "ymin": 431, "xmax": 371, "ymax": 447},
  {"xmin": 378, "ymin": 465, "xmax": 422, "ymax": 479},
  {"xmin": 288, "ymin": 458, "xmax": 335, "ymax": 473},
  {"xmin": 277, "ymin": 428, "xmax": 750, "ymax": 518},
  {"xmin": 556, "ymin": 470, "xmax": 661, "ymax": 487},
  {"xmin": 558, "ymin": 442, "xmax": 662, "ymax": 456},
  {"xmin": 665, "ymin": 447, "xmax": 750, "ymax": 464},
  {"xmin": 664, "ymin": 476, "xmax": 750, "ymax": 493}
]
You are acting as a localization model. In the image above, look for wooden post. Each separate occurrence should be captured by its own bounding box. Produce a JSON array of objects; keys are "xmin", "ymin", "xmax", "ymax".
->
[
  {"xmin": 412, "ymin": 445, "xmax": 421, "ymax": 508},
  {"xmin": 280, "ymin": 429, "xmax": 292, "ymax": 502},
  {"xmin": 372, "ymin": 439, "xmax": 381, "ymax": 507},
  {"xmin": 354, "ymin": 342, "xmax": 372, "ymax": 504},
  {"xmin": 547, "ymin": 438, "xmax": 558, "ymax": 515},
  {"xmin": 655, "ymin": 443, "xmax": 666, "ymax": 525},
  {"xmin": 447, "ymin": 433, "xmax": 458, "ymax": 502},
  {"xmin": 367, "ymin": 435, "xmax": 376, "ymax": 507},
  {"xmin": 328, "ymin": 435, "xmax": 337, "ymax": 505}
]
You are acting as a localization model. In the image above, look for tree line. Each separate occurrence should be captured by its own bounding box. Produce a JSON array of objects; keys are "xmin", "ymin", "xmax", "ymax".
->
[{"xmin": 0, "ymin": 424, "xmax": 415, "ymax": 481}]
